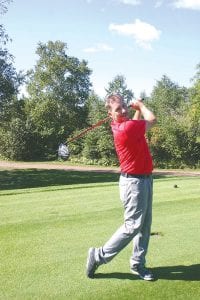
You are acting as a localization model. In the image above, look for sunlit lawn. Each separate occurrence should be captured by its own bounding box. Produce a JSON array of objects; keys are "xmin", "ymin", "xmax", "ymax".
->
[{"xmin": 0, "ymin": 169, "xmax": 200, "ymax": 299}]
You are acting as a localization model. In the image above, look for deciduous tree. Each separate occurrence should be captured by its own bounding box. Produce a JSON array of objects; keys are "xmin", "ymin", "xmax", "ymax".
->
[
  {"xmin": 25, "ymin": 41, "xmax": 92, "ymax": 159},
  {"xmin": 105, "ymin": 74, "xmax": 134, "ymax": 104}
]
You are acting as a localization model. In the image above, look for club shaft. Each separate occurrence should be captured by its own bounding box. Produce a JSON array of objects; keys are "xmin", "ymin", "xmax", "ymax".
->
[{"xmin": 67, "ymin": 116, "xmax": 110, "ymax": 143}]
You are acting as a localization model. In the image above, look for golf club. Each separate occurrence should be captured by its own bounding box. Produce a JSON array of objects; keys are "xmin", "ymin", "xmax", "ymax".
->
[{"xmin": 58, "ymin": 116, "xmax": 111, "ymax": 160}]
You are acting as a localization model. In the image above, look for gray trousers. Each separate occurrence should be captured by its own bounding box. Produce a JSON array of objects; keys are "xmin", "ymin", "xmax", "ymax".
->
[{"xmin": 96, "ymin": 174, "xmax": 153, "ymax": 267}]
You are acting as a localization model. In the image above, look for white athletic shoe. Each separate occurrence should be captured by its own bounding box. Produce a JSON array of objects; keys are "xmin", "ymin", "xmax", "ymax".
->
[
  {"xmin": 86, "ymin": 248, "xmax": 99, "ymax": 278},
  {"xmin": 131, "ymin": 265, "xmax": 154, "ymax": 281}
]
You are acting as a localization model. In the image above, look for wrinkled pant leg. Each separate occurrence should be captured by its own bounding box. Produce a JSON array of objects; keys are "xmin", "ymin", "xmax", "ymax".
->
[
  {"xmin": 96, "ymin": 175, "xmax": 149, "ymax": 265},
  {"xmin": 130, "ymin": 176, "xmax": 153, "ymax": 267}
]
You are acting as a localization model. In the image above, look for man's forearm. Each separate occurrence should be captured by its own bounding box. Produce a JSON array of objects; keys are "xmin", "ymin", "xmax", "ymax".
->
[
  {"xmin": 139, "ymin": 103, "xmax": 156, "ymax": 123},
  {"xmin": 130, "ymin": 100, "xmax": 156, "ymax": 130},
  {"xmin": 139, "ymin": 103, "xmax": 156, "ymax": 130},
  {"xmin": 133, "ymin": 110, "xmax": 141, "ymax": 120}
]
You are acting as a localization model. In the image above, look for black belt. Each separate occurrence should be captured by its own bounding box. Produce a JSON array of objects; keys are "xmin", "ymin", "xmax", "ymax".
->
[{"xmin": 121, "ymin": 173, "xmax": 151, "ymax": 179}]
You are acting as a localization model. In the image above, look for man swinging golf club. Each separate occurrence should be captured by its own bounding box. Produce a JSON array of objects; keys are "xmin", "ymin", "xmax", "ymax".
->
[{"xmin": 86, "ymin": 94, "xmax": 157, "ymax": 281}]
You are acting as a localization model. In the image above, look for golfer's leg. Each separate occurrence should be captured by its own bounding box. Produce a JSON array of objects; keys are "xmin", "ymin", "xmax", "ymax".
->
[
  {"xmin": 96, "ymin": 176, "xmax": 147, "ymax": 264},
  {"xmin": 130, "ymin": 176, "xmax": 153, "ymax": 266}
]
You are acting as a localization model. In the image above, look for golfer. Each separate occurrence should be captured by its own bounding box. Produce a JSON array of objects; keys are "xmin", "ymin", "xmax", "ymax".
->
[{"xmin": 86, "ymin": 94, "xmax": 157, "ymax": 281}]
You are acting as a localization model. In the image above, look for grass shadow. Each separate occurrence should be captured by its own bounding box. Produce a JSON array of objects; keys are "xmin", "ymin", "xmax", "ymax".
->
[
  {"xmin": 94, "ymin": 264, "xmax": 200, "ymax": 281},
  {"xmin": 0, "ymin": 169, "xmax": 120, "ymax": 190},
  {"xmin": 0, "ymin": 168, "xmax": 180, "ymax": 191},
  {"xmin": 94, "ymin": 272, "xmax": 137, "ymax": 280},
  {"xmin": 153, "ymin": 264, "xmax": 200, "ymax": 281}
]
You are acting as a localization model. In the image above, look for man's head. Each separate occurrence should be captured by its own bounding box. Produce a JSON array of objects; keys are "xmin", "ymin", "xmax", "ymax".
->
[{"xmin": 105, "ymin": 94, "xmax": 128, "ymax": 123}]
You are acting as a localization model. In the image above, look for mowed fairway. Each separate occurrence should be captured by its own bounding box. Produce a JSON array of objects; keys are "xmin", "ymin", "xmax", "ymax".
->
[{"xmin": 0, "ymin": 169, "xmax": 200, "ymax": 300}]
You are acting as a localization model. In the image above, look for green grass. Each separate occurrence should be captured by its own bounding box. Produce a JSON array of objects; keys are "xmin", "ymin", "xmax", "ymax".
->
[{"xmin": 0, "ymin": 169, "xmax": 200, "ymax": 299}]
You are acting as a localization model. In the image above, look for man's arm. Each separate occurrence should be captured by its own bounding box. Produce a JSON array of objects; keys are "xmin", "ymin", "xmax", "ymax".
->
[
  {"xmin": 130, "ymin": 100, "xmax": 157, "ymax": 131},
  {"xmin": 132, "ymin": 98, "xmax": 145, "ymax": 120},
  {"xmin": 132, "ymin": 109, "xmax": 142, "ymax": 120}
]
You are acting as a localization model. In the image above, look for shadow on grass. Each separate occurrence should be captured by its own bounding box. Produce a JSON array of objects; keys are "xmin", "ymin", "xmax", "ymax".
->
[
  {"xmin": 0, "ymin": 169, "xmax": 120, "ymax": 190},
  {"xmin": 0, "ymin": 168, "xmax": 175, "ymax": 191},
  {"xmin": 94, "ymin": 264, "xmax": 200, "ymax": 281},
  {"xmin": 95, "ymin": 272, "xmax": 137, "ymax": 280},
  {"xmin": 153, "ymin": 264, "xmax": 200, "ymax": 281}
]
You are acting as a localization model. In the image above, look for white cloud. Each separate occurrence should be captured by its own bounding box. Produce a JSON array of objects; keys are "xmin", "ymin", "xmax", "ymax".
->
[
  {"xmin": 154, "ymin": 0, "xmax": 163, "ymax": 8},
  {"xmin": 86, "ymin": 0, "xmax": 141, "ymax": 4},
  {"xmin": 172, "ymin": 0, "xmax": 200, "ymax": 10},
  {"xmin": 83, "ymin": 43, "xmax": 114, "ymax": 53},
  {"xmin": 118, "ymin": 0, "xmax": 141, "ymax": 5},
  {"xmin": 109, "ymin": 19, "xmax": 161, "ymax": 50}
]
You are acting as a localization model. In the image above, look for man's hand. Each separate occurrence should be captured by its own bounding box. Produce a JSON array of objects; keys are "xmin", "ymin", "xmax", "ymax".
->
[
  {"xmin": 130, "ymin": 98, "xmax": 143, "ymax": 120},
  {"xmin": 130, "ymin": 98, "xmax": 156, "ymax": 131},
  {"xmin": 130, "ymin": 98, "xmax": 144, "ymax": 111}
]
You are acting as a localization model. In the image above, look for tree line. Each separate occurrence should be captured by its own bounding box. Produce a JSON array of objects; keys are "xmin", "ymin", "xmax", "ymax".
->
[{"xmin": 0, "ymin": 1, "xmax": 199, "ymax": 168}]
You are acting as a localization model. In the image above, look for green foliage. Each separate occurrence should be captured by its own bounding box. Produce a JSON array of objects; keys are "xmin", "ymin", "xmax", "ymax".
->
[
  {"xmin": 0, "ymin": 118, "xmax": 27, "ymax": 160},
  {"xmin": 82, "ymin": 124, "xmax": 117, "ymax": 166},
  {"xmin": 149, "ymin": 75, "xmax": 188, "ymax": 117},
  {"xmin": 188, "ymin": 64, "xmax": 200, "ymax": 135},
  {"xmin": 147, "ymin": 75, "xmax": 199, "ymax": 168},
  {"xmin": 0, "ymin": 52, "xmax": 23, "ymax": 118},
  {"xmin": 0, "ymin": 3, "xmax": 26, "ymax": 160},
  {"xmin": 27, "ymin": 41, "xmax": 91, "ymax": 107},
  {"xmin": 0, "ymin": 24, "xmax": 10, "ymax": 44},
  {"xmin": 0, "ymin": 1, "xmax": 23, "ymax": 121},
  {"xmin": 17, "ymin": 41, "xmax": 92, "ymax": 160},
  {"xmin": 0, "ymin": 34, "xmax": 24, "ymax": 122},
  {"xmin": 69, "ymin": 92, "xmax": 118, "ymax": 166},
  {"xmin": 105, "ymin": 74, "xmax": 134, "ymax": 104}
]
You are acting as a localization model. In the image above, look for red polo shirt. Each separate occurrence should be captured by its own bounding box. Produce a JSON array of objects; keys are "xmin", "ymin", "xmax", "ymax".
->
[{"xmin": 111, "ymin": 119, "xmax": 153, "ymax": 174}]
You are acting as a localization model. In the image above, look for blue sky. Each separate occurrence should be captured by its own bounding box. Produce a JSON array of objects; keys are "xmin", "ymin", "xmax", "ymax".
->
[{"xmin": 1, "ymin": 0, "xmax": 200, "ymax": 98}]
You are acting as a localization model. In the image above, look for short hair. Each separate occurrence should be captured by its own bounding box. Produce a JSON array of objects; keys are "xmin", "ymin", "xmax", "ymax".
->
[{"xmin": 105, "ymin": 93, "xmax": 124, "ymax": 111}]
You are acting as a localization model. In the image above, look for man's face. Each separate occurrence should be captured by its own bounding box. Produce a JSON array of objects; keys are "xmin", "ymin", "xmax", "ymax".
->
[{"xmin": 109, "ymin": 97, "xmax": 128, "ymax": 123}]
